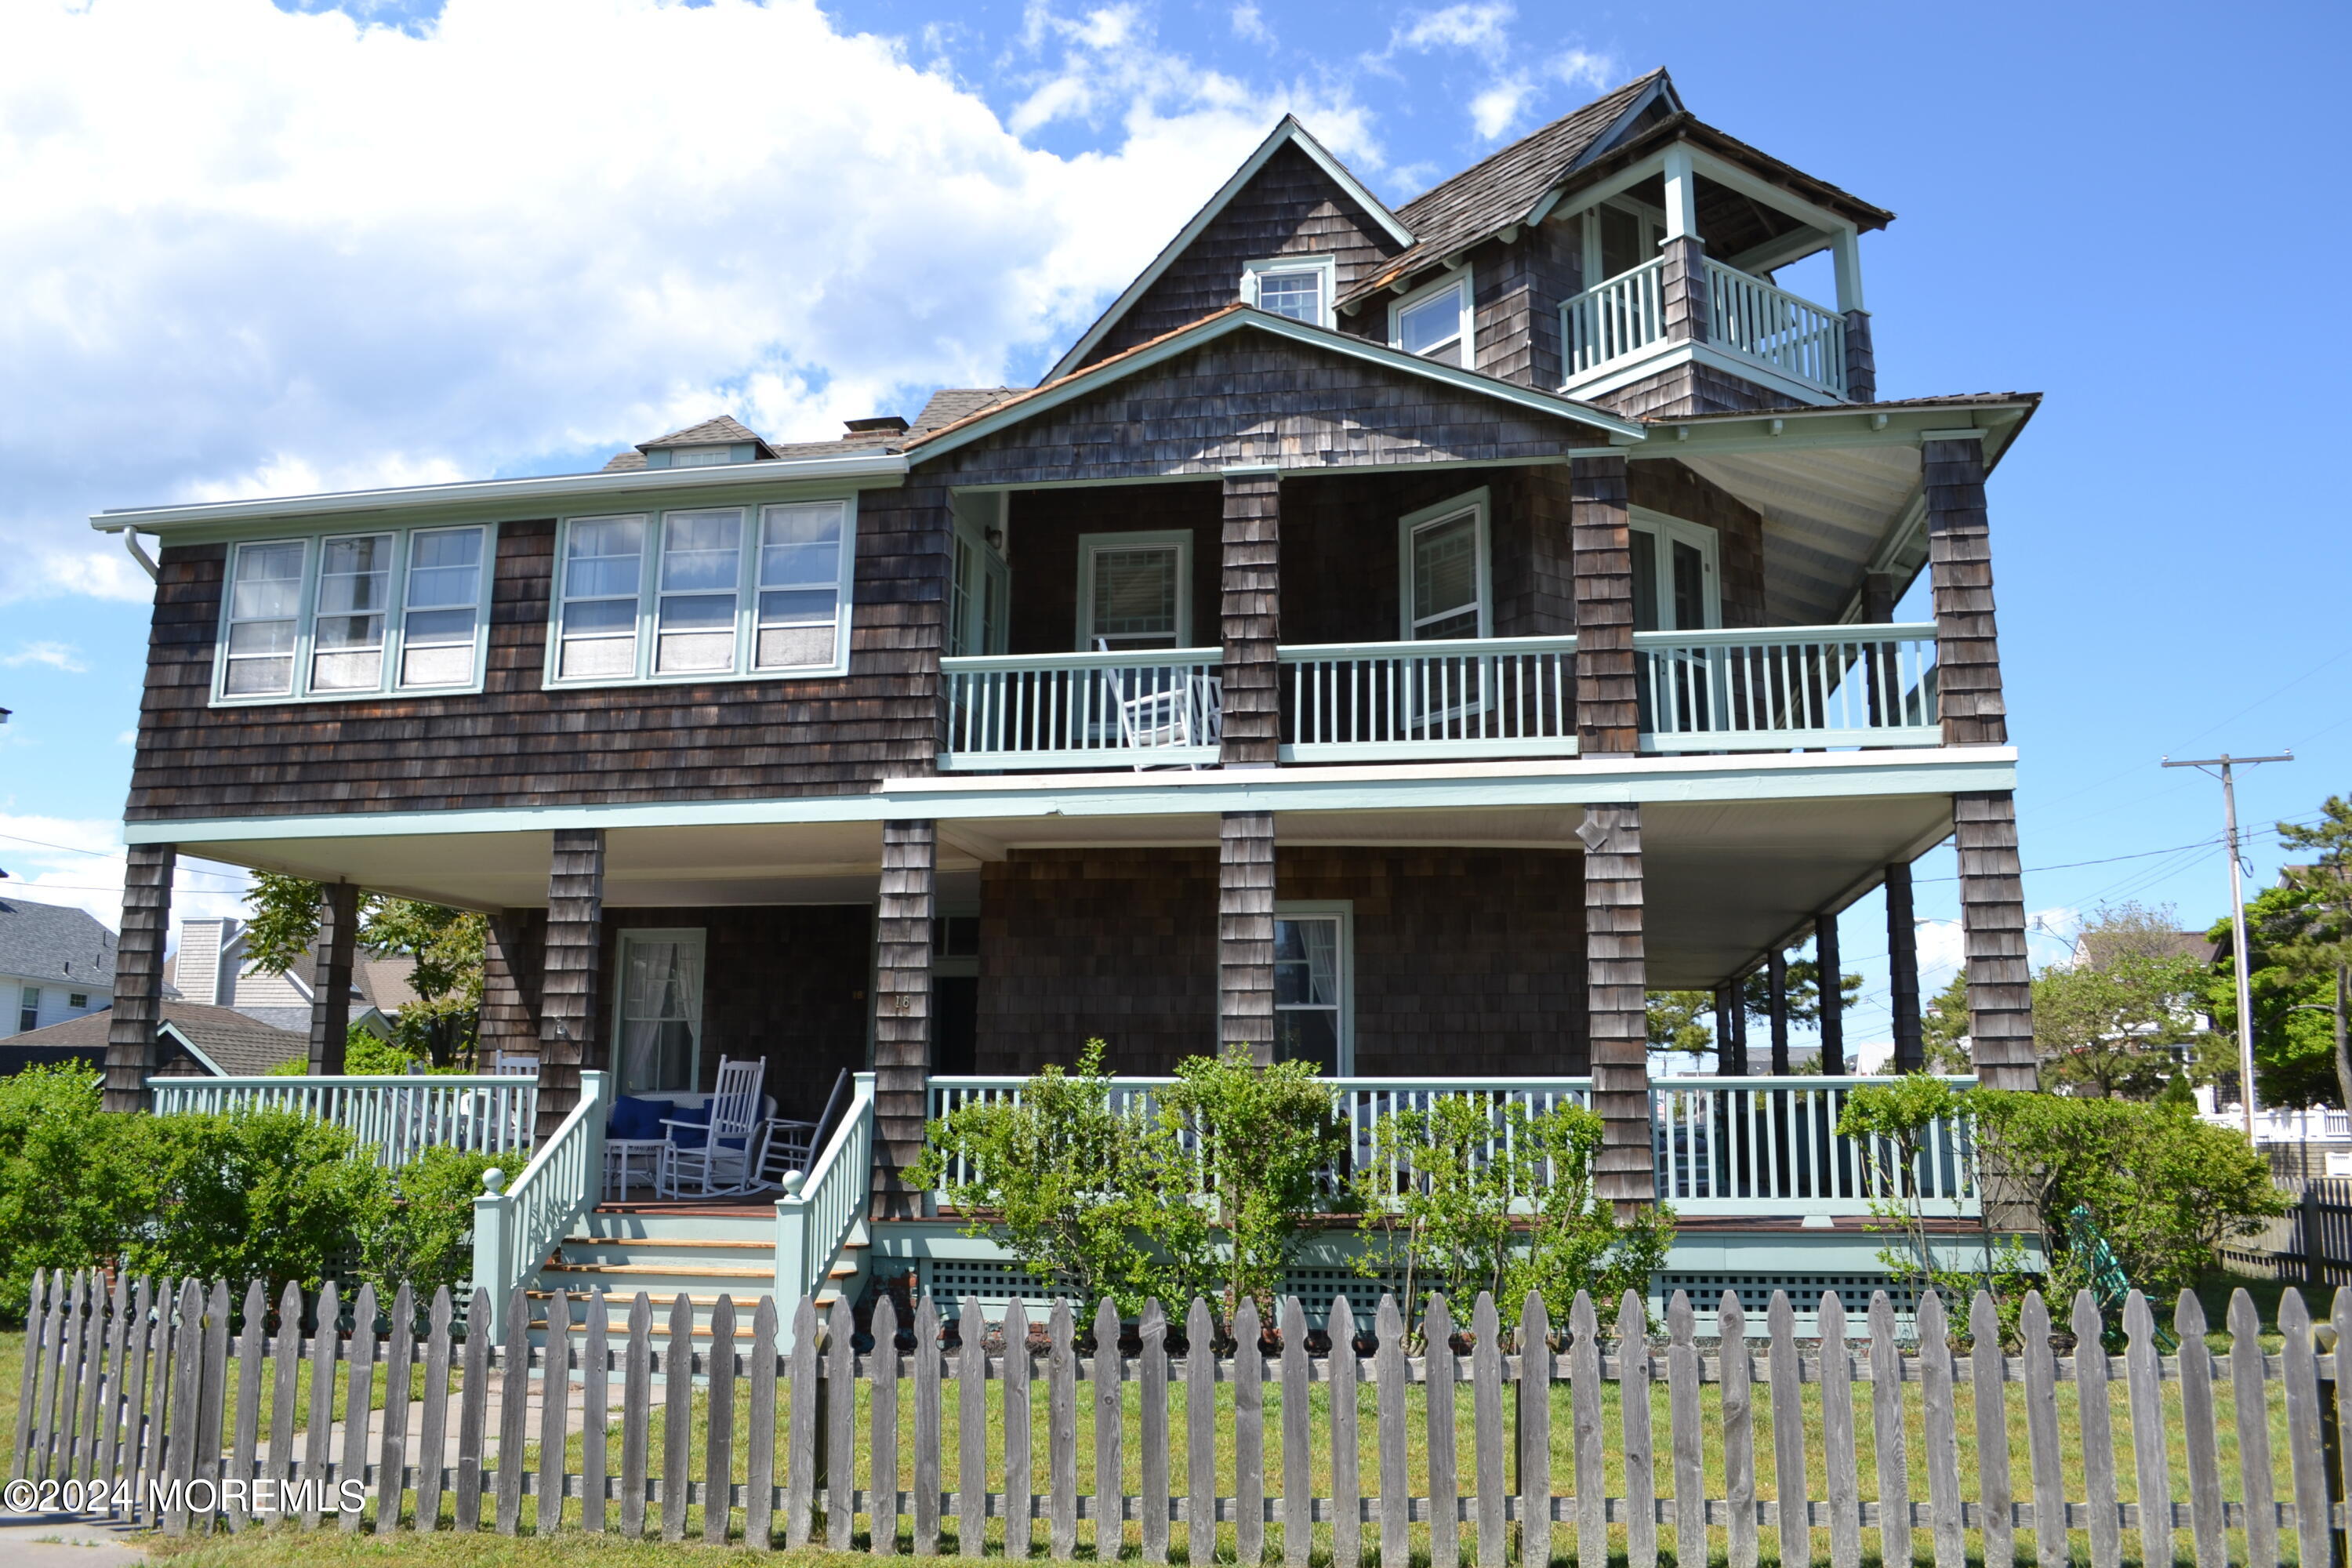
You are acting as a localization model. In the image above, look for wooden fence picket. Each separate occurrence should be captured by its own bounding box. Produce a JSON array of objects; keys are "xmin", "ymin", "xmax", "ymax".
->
[
  {"xmin": 455, "ymin": 1285, "xmax": 488, "ymax": 1533},
  {"xmin": 91, "ymin": 1273, "xmax": 127, "ymax": 1507},
  {"xmin": 1091, "ymin": 1296, "xmax": 1120, "ymax": 1561},
  {"xmin": 617, "ymin": 1292, "xmax": 651, "ymax": 1540},
  {"xmin": 1425, "ymin": 1293, "xmax": 1459, "ymax": 1568},
  {"xmin": 1915, "ymin": 1290, "xmax": 1964, "ymax": 1568},
  {"xmin": 380, "ymin": 1281, "xmax": 416, "ymax": 1537},
  {"xmin": 1868, "ymin": 1291, "xmax": 1912, "ymax": 1568},
  {"xmin": 417, "ymin": 1286, "xmax": 454, "ymax": 1532},
  {"xmin": 864, "ymin": 1293, "xmax": 897, "ymax": 1556},
  {"xmin": 1818, "ymin": 1294, "xmax": 1860, "ymax": 1568},
  {"xmin": 541, "ymin": 1287, "xmax": 571, "ymax": 1536},
  {"xmin": 163, "ymin": 1278, "xmax": 201, "ymax": 1535},
  {"xmin": 579, "ymin": 1290, "xmax": 608, "ymax": 1535},
  {"xmin": 1280, "ymin": 1294, "xmax": 1312, "ymax": 1568},
  {"xmin": 2020, "ymin": 1290, "xmax": 2065, "ymax": 1568},
  {"xmin": 1516, "ymin": 1292, "xmax": 1549, "ymax": 1568},
  {"xmin": 958, "ymin": 1294, "xmax": 989, "ymax": 1557},
  {"xmin": 2229, "ymin": 1287, "xmax": 2279, "ymax": 1568},
  {"xmin": 1138, "ymin": 1298, "xmax": 1171, "ymax": 1564},
  {"xmin": 913, "ymin": 1294, "xmax": 942, "ymax": 1555},
  {"xmin": 1768, "ymin": 1291, "xmax": 1809, "ymax": 1568},
  {"xmin": 2280, "ymin": 1287, "xmax": 2332, "ymax": 1568},
  {"xmin": 1720, "ymin": 1291, "xmax": 1756, "ymax": 1568},
  {"xmin": 708, "ymin": 1294, "xmax": 739, "ymax": 1548},
  {"xmin": 746, "ymin": 1294, "xmax": 778, "ymax": 1549},
  {"xmin": 1570, "ymin": 1290, "xmax": 1604, "ymax": 1568},
  {"xmin": 785, "ymin": 1293, "xmax": 817, "ymax": 1549},
  {"xmin": 197, "ymin": 1279, "xmax": 230, "ymax": 1521},
  {"xmin": 74, "ymin": 1270, "xmax": 110, "ymax": 1488},
  {"xmin": 11, "ymin": 1271, "xmax": 42, "ymax": 1479},
  {"xmin": 1970, "ymin": 1290, "xmax": 2016, "ymax": 1568},
  {"xmin": 661, "ymin": 1293, "xmax": 692, "ymax": 1544},
  {"xmin": 1616, "ymin": 1290, "xmax": 1657, "ymax": 1568},
  {"xmin": 1668, "ymin": 1290, "xmax": 1704, "ymax": 1568},
  {"xmin": 1048, "ymin": 1297, "xmax": 1076, "ymax": 1560},
  {"xmin": 228, "ymin": 1279, "xmax": 263, "ymax": 1532},
  {"xmin": 493, "ymin": 1284, "xmax": 528, "ymax": 1536},
  {"xmin": 2071, "ymin": 1290, "xmax": 2122, "ymax": 1568},
  {"xmin": 1330, "ymin": 1294, "xmax": 1362, "ymax": 1568},
  {"xmin": 2122, "ymin": 1291, "xmax": 2172, "ymax": 1568},
  {"xmin": 2173, "ymin": 1290, "xmax": 2227, "ymax": 1568},
  {"xmin": 1376, "ymin": 1293, "xmax": 1409, "ymax": 1568},
  {"xmin": 1472, "ymin": 1293, "xmax": 1507, "ymax": 1568},
  {"xmin": 1189, "ymin": 1296, "xmax": 1218, "ymax": 1567},
  {"xmin": 1233, "ymin": 1298, "xmax": 1265, "ymax": 1568},
  {"xmin": 826, "ymin": 1295, "xmax": 857, "ymax": 1552},
  {"xmin": 336, "ymin": 1281, "xmax": 374, "ymax": 1533}
]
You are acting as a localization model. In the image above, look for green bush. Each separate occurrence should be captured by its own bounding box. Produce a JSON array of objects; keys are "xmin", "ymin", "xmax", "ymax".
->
[
  {"xmin": 124, "ymin": 1109, "xmax": 393, "ymax": 1292},
  {"xmin": 362, "ymin": 1146, "xmax": 501, "ymax": 1304},
  {"xmin": 1356, "ymin": 1095, "xmax": 1672, "ymax": 1338},
  {"xmin": 0, "ymin": 1066, "xmax": 154, "ymax": 1322}
]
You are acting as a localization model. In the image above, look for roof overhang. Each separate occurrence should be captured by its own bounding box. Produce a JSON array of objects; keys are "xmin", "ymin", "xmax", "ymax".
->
[
  {"xmin": 1630, "ymin": 397, "xmax": 2038, "ymax": 623},
  {"xmin": 91, "ymin": 450, "xmax": 911, "ymax": 536},
  {"xmin": 916, "ymin": 306, "xmax": 1645, "ymax": 466},
  {"xmin": 1044, "ymin": 116, "xmax": 1414, "ymax": 383}
]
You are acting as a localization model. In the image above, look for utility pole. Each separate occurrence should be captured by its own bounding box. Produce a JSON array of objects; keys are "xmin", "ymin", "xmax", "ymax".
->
[{"xmin": 2164, "ymin": 751, "xmax": 2292, "ymax": 1137}]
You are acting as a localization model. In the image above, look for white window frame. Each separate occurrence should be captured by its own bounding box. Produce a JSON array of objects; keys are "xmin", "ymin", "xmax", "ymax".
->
[
  {"xmin": 1240, "ymin": 254, "xmax": 1338, "ymax": 328},
  {"xmin": 1580, "ymin": 195, "xmax": 1670, "ymax": 286},
  {"xmin": 1074, "ymin": 529, "xmax": 1194, "ymax": 651},
  {"xmin": 17, "ymin": 986, "xmax": 40, "ymax": 1034},
  {"xmin": 1396, "ymin": 488, "xmax": 1493, "ymax": 641},
  {"xmin": 1272, "ymin": 900, "xmax": 1353, "ymax": 1074},
  {"xmin": 543, "ymin": 495, "xmax": 858, "ymax": 688},
  {"xmin": 1628, "ymin": 507, "xmax": 1721, "ymax": 631},
  {"xmin": 1387, "ymin": 267, "xmax": 1476, "ymax": 367},
  {"xmin": 611, "ymin": 926, "xmax": 707, "ymax": 1098},
  {"xmin": 209, "ymin": 522, "xmax": 499, "ymax": 707}
]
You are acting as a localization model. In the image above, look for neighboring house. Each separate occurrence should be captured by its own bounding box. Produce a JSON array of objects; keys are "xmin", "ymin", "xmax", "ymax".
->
[
  {"xmin": 85, "ymin": 69, "xmax": 2041, "ymax": 1316},
  {"xmin": 0, "ymin": 895, "xmax": 115, "ymax": 1040},
  {"xmin": 1, "ymin": 1000, "xmax": 305, "ymax": 1078},
  {"xmin": 165, "ymin": 915, "xmax": 413, "ymax": 1036}
]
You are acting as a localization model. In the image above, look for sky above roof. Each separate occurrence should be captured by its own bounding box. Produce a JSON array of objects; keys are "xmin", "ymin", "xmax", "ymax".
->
[{"xmin": 2, "ymin": 0, "xmax": 2347, "ymax": 1067}]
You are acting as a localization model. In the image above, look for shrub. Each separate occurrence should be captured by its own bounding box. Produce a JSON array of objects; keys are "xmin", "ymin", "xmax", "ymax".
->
[
  {"xmin": 0, "ymin": 1066, "xmax": 154, "ymax": 1322},
  {"xmin": 363, "ymin": 1146, "xmax": 502, "ymax": 1303},
  {"xmin": 1357, "ymin": 1095, "xmax": 1673, "ymax": 1338},
  {"xmin": 125, "ymin": 1109, "xmax": 393, "ymax": 1293}
]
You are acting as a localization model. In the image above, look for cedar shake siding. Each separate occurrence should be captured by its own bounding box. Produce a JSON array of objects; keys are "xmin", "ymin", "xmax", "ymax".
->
[
  {"xmin": 915, "ymin": 337, "xmax": 1593, "ymax": 490},
  {"xmin": 1628, "ymin": 459, "xmax": 1768, "ymax": 627},
  {"xmin": 1076, "ymin": 140, "xmax": 1408, "ymax": 371},
  {"xmin": 124, "ymin": 486, "xmax": 949, "ymax": 820},
  {"xmin": 975, "ymin": 846, "xmax": 1588, "ymax": 1079},
  {"xmin": 1006, "ymin": 484, "xmax": 1224, "ymax": 655},
  {"xmin": 595, "ymin": 905, "xmax": 873, "ymax": 1126},
  {"xmin": 1587, "ymin": 361, "xmax": 1808, "ymax": 422}
]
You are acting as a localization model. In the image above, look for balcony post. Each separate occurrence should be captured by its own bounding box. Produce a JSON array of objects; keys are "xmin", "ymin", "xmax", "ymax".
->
[
  {"xmin": 103, "ymin": 842, "xmax": 173, "ymax": 1114},
  {"xmin": 1886, "ymin": 861, "xmax": 1925, "ymax": 1073},
  {"xmin": 1579, "ymin": 804, "xmax": 1652, "ymax": 1213},
  {"xmin": 1219, "ymin": 811, "xmax": 1276, "ymax": 1063},
  {"xmin": 1715, "ymin": 982, "xmax": 1746, "ymax": 1075},
  {"xmin": 1926, "ymin": 434, "xmax": 2005, "ymax": 746},
  {"xmin": 1958, "ymin": 793, "xmax": 2038, "ymax": 1090},
  {"xmin": 875, "ymin": 819, "xmax": 936, "ymax": 1218},
  {"xmin": 305, "ymin": 880, "xmax": 359, "ymax": 1074},
  {"xmin": 1570, "ymin": 452, "xmax": 1638, "ymax": 753},
  {"xmin": 1766, "ymin": 949, "xmax": 1791, "ymax": 1074},
  {"xmin": 1220, "ymin": 468, "xmax": 1281, "ymax": 768},
  {"xmin": 535, "ymin": 826, "xmax": 604, "ymax": 1144},
  {"xmin": 1815, "ymin": 910, "xmax": 1843, "ymax": 1075}
]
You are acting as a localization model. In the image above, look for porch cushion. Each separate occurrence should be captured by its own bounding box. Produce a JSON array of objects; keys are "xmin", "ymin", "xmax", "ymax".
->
[
  {"xmin": 664, "ymin": 1103, "xmax": 712, "ymax": 1148},
  {"xmin": 608, "ymin": 1097, "xmax": 673, "ymax": 1142}
]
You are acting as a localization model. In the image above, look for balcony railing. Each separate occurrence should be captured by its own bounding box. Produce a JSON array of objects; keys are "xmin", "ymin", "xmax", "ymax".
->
[
  {"xmin": 1279, "ymin": 636, "xmax": 1577, "ymax": 761},
  {"xmin": 941, "ymin": 648, "xmax": 1222, "ymax": 771},
  {"xmin": 151, "ymin": 1074, "xmax": 537, "ymax": 1167},
  {"xmin": 929, "ymin": 1073, "xmax": 1976, "ymax": 1218},
  {"xmin": 1635, "ymin": 623, "xmax": 1940, "ymax": 750},
  {"xmin": 1653, "ymin": 1076, "xmax": 1978, "ymax": 1217},
  {"xmin": 1704, "ymin": 260, "xmax": 1846, "ymax": 397},
  {"xmin": 1559, "ymin": 258, "xmax": 1847, "ymax": 399}
]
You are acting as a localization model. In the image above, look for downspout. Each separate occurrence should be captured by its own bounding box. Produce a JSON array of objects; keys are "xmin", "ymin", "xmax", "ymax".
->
[{"xmin": 121, "ymin": 529, "xmax": 160, "ymax": 583}]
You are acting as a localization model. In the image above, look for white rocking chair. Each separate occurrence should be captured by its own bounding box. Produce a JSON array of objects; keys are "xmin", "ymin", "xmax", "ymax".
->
[
  {"xmin": 657, "ymin": 1056, "xmax": 767, "ymax": 1198},
  {"xmin": 1097, "ymin": 638, "xmax": 1221, "ymax": 769}
]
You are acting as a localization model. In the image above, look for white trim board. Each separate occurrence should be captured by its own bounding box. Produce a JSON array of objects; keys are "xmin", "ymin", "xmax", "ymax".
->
[
  {"xmin": 1558, "ymin": 339, "xmax": 1847, "ymax": 409},
  {"xmin": 1044, "ymin": 117, "xmax": 1414, "ymax": 383},
  {"xmin": 122, "ymin": 747, "xmax": 2016, "ymax": 846}
]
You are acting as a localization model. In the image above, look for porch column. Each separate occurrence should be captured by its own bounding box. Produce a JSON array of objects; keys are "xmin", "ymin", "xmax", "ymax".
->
[
  {"xmin": 102, "ymin": 843, "xmax": 173, "ymax": 1114},
  {"xmin": 1834, "ymin": 227, "xmax": 1874, "ymax": 404},
  {"xmin": 1715, "ymin": 982, "xmax": 1746, "ymax": 1075},
  {"xmin": 1958, "ymin": 793, "xmax": 2038, "ymax": 1090},
  {"xmin": 1219, "ymin": 812, "xmax": 1276, "ymax": 1062},
  {"xmin": 481, "ymin": 910, "xmax": 546, "ymax": 1072},
  {"xmin": 1886, "ymin": 862, "xmax": 1924, "ymax": 1073},
  {"xmin": 305, "ymin": 881, "xmax": 359, "ymax": 1075},
  {"xmin": 1219, "ymin": 469, "xmax": 1281, "ymax": 768},
  {"xmin": 535, "ymin": 827, "xmax": 604, "ymax": 1143},
  {"xmin": 1926, "ymin": 434, "xmax": 2006, "ymax": 747},
  {"xmin": 1766, "ymin": 949, "xmax": 1791, "ymax": 1074},
  {"xmin": 874, "ymin": 819, "xmax": 935, "ymax": 1219},
  {"xmin": 1814, "ymin": 910, "xmax": 1843, "ymax": 1076},
  {"xmin": 1659, "ymin": 144, "xmax": 1708, "ymax": 346},
  {"xmin": 1570, "ymin": 453, "xmax": 1638, "ymax": 754},
  {"xmin": 1579, "ymin": 805, "xmax": 1652, "ymax": 1213}
]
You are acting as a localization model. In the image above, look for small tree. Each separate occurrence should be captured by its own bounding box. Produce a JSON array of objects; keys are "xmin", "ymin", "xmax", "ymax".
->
[
  {"xmin": 242, "ymin": 873, "xmax": 486, "ymax": 1065},
  {"xmin": 2035, "ymin": 902, "xmax": 2211, "ymax": 1099},
  {"xmin": 2274, "ymin": 796, "xmax": 2352, "ymax": 1108},
  {"xmin": 1646, "ymin": 991, "xmax": 1715, "ymax": 1071},
  {"xmin": 1922, "ymin": 972, "xmax": 1973, "ymax": 1072}
]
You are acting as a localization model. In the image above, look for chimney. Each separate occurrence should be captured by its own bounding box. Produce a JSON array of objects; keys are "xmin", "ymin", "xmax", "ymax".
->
[
  {"xmin": 176, "ymin": 916, "xmax": 235, "ymax": 1006},
  {"xmin": 844, "ymin": 416, "xmax": 909, "ymax": 437}
]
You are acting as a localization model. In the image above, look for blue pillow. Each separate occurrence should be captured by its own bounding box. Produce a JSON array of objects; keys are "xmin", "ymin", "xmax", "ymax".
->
[
  {"xmin": 607, "ymin": 1097, "xmax": 673, "ymax": 1142},
  {"xmin": 666, "ymin": 1102, "xmax": 712, "ymax": 1149}
]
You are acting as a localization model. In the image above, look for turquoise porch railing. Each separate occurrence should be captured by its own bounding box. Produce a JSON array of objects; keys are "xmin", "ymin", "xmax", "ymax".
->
[
  {"xmin": 1634, "ymin": 623, "xmax": 1940, "ymax": 751},
  {"xmin": 774, "ymin": 1071, "xmax": 874, "ymax": 1348},
  {"xmin": 471, "ymin": 1070, "xmax": 608, "ymax": 1337},
  {"xmin": 940, "ymin": 649, "xmax": 1222, "ymax": 771},
  {"xmin": 1703, "ymin": 259, "xmax": 1846, "ymax": 397},
  {"xmin": 1278, "ymin": 637, "xmax": 1577, "ymax": 761},
  {"xmin": 149, "ymin": 1074, "xmax": 537, "ymax": 1167},
  {"xmin": 1651, "ymin": 1074, "xmax": 1977, "ymax": 1217}
]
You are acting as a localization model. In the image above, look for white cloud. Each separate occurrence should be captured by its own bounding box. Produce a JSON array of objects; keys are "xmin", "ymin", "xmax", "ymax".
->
[
  {"xmin": 1230, "ymin": 3, "xmax": 1274, "ymax": 45},
  {"xmin": 2, "ymin": 641, "xmax": 88, "ymax": 673},
  {"xmin": 0, "ymin": 0, "xmax": 1387, "ymax": 603},
  {"xmin": 1551, "ymin": 48, "xmax": 1616, "ymax": 93},
  {"xmin": 1393, "ymin": 3, "xmax": 1515, "ymax": 59},
  {"xmin": 0, "ymin": 815, "xmax": 252, "ymax": 935},
  {"xmin": 1469, "ymin": 76, "xmax": 1534, "ymax": 140}
]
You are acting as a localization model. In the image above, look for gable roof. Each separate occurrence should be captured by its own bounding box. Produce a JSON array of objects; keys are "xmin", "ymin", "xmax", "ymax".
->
[
  {"xmin": 0, "ymin": 896, "xmax": 118, "ymax": 989},
  {"xmin": 9, "ymin": 1001, "xmax": 307, "ymax": 1076},
  {"xmin": 1044, "ymin": 116, "xmax": 1414, "ymax": 383},
  {"xmin": 641, "ymin": 414, "xmax": 776, "ymax": 453},
  {"xmin": 911, "ymin": 303, "xmax": 1644, "ymax": 463},
  {"xmin": 911, "ymin": 387, "xmax": 1018, "ymax": 435},
  {"xmin": 601, "ymin": 416, "xmax": 904, "ymax": 473}
]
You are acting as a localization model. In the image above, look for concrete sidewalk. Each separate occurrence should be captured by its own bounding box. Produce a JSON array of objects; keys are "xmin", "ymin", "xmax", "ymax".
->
[{"xmin": 0, "ymin": 1510, "xmax": 151, "ymax": 1567}]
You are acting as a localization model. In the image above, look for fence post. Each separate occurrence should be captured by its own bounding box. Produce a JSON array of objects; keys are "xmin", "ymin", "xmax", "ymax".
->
[
  {"xmin": 775, "ymin": 1175, "xmax": 809, "ymax": 1351},
  {"xmin": 2309, "ymin": 1185, "xmax": 2326, "ymax": 1285}
]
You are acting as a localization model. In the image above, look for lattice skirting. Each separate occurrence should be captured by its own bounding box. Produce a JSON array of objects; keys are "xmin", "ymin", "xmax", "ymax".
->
[
  {"xmin": 1655, "ymin": 1271, "xmax": 1920, "ymax": 1335},
  {"xmin": 917, "ymin": 1258, "xmax": 1410, "ymax": 1329}
]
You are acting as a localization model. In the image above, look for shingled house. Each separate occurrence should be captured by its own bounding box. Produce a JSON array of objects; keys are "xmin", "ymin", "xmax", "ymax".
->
[{"xmin": 90, "ymin": 70, "xmax": 2032, "ymax": 1327}]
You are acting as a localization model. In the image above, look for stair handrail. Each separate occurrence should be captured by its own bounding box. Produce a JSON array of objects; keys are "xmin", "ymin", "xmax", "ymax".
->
[
  {"xmin": 774, "ymin": 1071, "xmax": 875, "ymax": 1344},
  {"xmin": 471, "ymin": 1069, "xmax": 608, "ymax": 1337}
]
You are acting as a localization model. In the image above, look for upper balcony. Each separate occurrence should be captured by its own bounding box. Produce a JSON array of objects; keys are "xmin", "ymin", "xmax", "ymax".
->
[
  {"xmin": 938, "ymin": 623, "xmax": 1939, "ymax": 771},
  {"xmin": 1564, "ymin": 256, "xmax": 1850, "ymax": 402}
]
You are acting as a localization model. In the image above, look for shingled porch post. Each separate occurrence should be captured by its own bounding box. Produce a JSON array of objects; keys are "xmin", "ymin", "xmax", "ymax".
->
[
  {"xmin": 1569, "ymin": 448, "xmax": 1653, "ymax": 1210},
  {"xmin": 873, "ymin": 819, "xmax": 935, "ymax": 1218},
  {"xmin": 1927, "ymin": 432, "xmax": 2036, "ymax": 1090},
  {"xmin": 1218, "ymin": 468, "xmax": 1280, "ymax": 1062},
  {"xmin": 102, "ymin": 843, "xmax": 173, "ymax": 1114},
  {"xmin": 535, "ymin": 828, "xmax": 604, "ymax": 1143},
  {"xmin": 305, "ymin": 880, "xmax": 358, "ymax": 1075}
]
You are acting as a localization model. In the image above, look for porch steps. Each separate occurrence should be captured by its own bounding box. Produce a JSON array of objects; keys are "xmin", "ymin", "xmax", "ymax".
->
[{"xmin": 524, "ymin": 1203, "xmax": 869, "ymax": 1339}]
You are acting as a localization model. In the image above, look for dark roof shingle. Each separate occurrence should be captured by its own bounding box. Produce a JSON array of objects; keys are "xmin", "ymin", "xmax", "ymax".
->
[
  {"xmin": 9, "ymin": 1001, "xmax": 306, "ymax": 1076},
  {"xmin": 0, "ymin": 897, "xmax": 117, "ymax": 989}
]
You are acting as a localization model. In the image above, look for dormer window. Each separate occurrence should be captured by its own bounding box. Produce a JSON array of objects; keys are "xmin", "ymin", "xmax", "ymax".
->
[
  {"xmin": 1390, "ymin": 270, "xmax": 1474, "ymax": 367},
  {"xmin": 670, "ymin": 446, "xmax": 733, "ymax": 468},
  {"xmin": 1241, "ymin": 255, "xmax": 1336, "ymax": 328}
]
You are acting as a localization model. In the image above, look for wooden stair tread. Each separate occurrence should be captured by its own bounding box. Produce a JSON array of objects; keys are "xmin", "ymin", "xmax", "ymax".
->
[
  {"xmin": 567, "ymin": 1236, "xmax": 774, "ymax": 1250},
  {"xmin": 541, "ymin": 1261, "xmax": 775, "ymax": 1279}
]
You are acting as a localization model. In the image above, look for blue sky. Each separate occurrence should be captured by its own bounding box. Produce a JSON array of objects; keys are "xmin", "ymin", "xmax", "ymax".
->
[{"xmin": 1, "ymin": 0, "xmax": 2346, "ymax": 1061}]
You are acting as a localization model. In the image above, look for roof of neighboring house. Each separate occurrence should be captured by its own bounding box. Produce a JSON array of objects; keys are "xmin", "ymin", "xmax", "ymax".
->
[
  {"xmin": 600, "ymin": 417, "xmax": 904, "ymax": 472},
  {"xmin": 8, "ymin": 1001, "xmax": 307, "ymax": 1076},
  {"xmin": 911, "ymin": 387, "xmax": 1019, "ymax": 435},
  {"xmin": 0, "ymin": 896, "xmax": 118, "ymax": 989},
  {"xmin": 356, "ymin": 953, "xmax": 419, "ymax": 1011}
]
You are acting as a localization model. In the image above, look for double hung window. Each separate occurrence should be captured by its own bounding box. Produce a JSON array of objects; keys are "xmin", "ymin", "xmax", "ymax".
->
[
  {"xmin": 550, "ymin": 499, "xmax": 856, "ymax": 685},
  {"xmin": 1398, "ymin": 491, "xmax": 1490, "ymax": 641},
  {"xmin": 1241, "ymin": 255, "xmax": 1336, "ymax": 327},
  {"xmin": 17, "ymin": 987, "xmax": 38, "ymax": 1035},
  {"xmin": 1271, "ymin": 904, "xmax": 1351, "ymax": 1073},
  {"xmin": 216, "ymin": 524, "xmax": 495, "ymax": 703},
  {"xmin": 1390, "ymin": 270, "xmax": 1474, "ymax": 366},
  {"xmin": 1076, "ymin": 531, "xmax": 1191, "ymax": 651}
]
